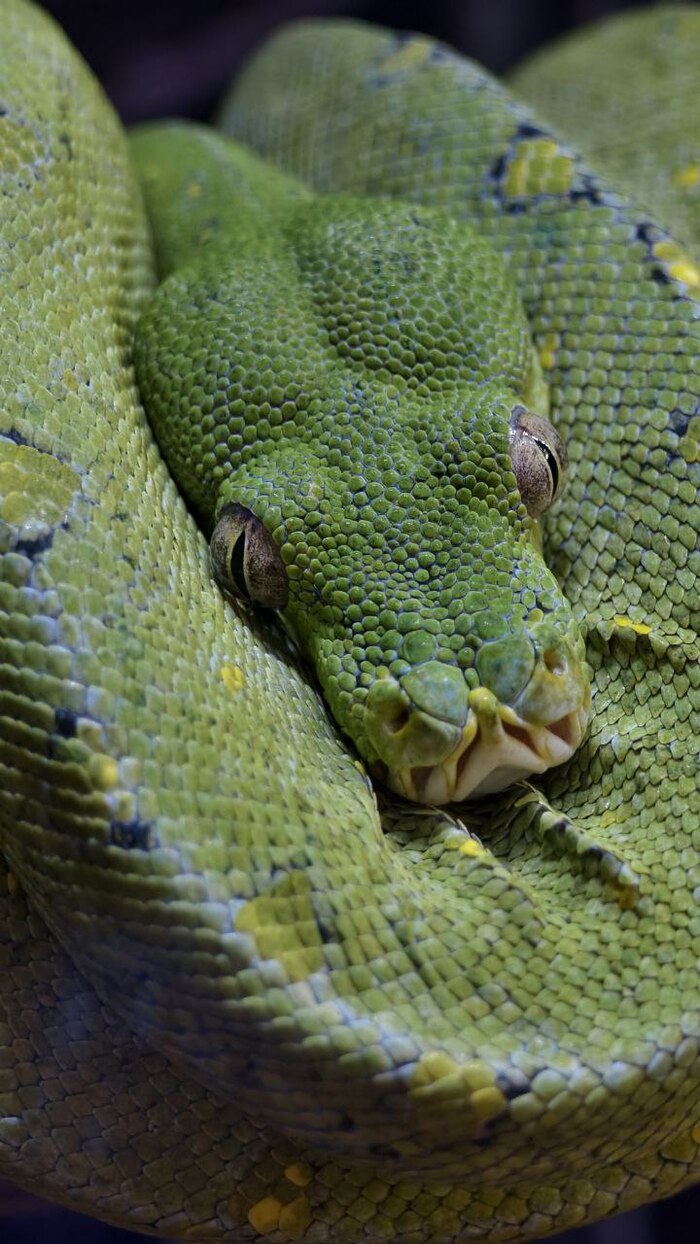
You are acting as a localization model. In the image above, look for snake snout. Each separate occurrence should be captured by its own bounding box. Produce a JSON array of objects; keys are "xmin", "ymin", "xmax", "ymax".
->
[
  {"xmin": 365, "ymin": 639, "xmax": 590, "ymax": 806},
  {"xmin": 365, "ymin": 667, "xmax": 466, "ymax": 776}
]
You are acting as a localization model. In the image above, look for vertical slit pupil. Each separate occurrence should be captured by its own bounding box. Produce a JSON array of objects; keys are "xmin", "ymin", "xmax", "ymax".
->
[
  {"xmin": 537, "ymin": 438, "xmax": 559, "ymax": 497},
  {"xmin": 230, "ymin": 529, "xmax": 249, "ymax": 598}
]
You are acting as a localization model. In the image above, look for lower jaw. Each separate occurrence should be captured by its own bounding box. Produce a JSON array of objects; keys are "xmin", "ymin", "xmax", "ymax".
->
[{"xmin": 377, "ymin": 700, "xmax": 589, "ymax": 806}]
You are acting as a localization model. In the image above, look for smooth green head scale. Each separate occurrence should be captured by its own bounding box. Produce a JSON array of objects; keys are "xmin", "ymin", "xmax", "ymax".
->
[{"xmin": 132, "ymin": 121, "xmax": 590, "ymax": 803}]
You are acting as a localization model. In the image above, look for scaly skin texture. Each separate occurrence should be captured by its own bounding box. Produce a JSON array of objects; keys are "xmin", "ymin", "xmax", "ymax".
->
[
  {"xmin": 0, "ymin": 3, "xmax": 699, "ymax": 1242},
  {"xmin": 510, "ymin": 7, "xmax": 700, "ymax": 253},
  {"xmin": 131, "ymin": 123, "xmax": 588, "ymax": 804}
]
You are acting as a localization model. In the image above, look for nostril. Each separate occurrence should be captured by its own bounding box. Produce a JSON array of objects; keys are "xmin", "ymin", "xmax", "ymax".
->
[
  {"xmin": 543, "ymin": 648, "xmax": 566, "ymax": 677},
  {"xmin": 384, "ymin": 707, "xmax": 410, "ymax": 734}
]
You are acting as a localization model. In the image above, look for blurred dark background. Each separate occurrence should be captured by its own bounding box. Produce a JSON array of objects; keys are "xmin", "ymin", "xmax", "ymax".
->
[
  {"xmin": 3, "ymin": 0, "xmax": 698, "ymax": 1241},
  {"xmin": 39, "ymin": 0, "xmax": 659, "ymax": 124}
]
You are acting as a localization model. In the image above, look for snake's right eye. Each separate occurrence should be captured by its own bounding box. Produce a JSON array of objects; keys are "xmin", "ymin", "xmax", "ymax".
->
[
  {"xmin": 509, "ymin": 406, "xmax": 568, "ymax": 517},
  {"xmin": 210, "ymin": 503, "xmax": 289, "ymax": 610}
]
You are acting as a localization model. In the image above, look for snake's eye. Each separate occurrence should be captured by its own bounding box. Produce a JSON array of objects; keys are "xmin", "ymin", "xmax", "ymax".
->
[
  {"xmin": 210, "ymin": 503, "xmax": 289, "ymax": 610},
  {"xmin": 509, "ymin": 406, "xmax": 567, "ymax": 517}
]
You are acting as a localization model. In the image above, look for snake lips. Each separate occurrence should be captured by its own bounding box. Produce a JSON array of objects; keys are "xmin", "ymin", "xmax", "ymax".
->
[{"xmin": 365, "ymin": 640, "xmax": 591, "ymax": 804}]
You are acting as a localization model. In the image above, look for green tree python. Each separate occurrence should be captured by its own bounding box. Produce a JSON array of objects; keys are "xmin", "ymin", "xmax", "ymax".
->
[{"xmin": 0, "ymin": 1, "xmax": 698, "ymax": 1239}]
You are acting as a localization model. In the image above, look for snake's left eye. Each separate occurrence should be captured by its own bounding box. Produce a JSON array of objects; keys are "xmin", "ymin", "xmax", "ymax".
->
[
  {"xmin": 509, "ymin": 406, "xmax": 567, "ymax": 517},
  {"xmin": 210, "ymin": 503, "xmax": 289, "ymax": 610}
]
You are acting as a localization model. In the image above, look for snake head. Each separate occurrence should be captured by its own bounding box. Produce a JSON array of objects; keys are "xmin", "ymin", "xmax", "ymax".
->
[
  {"xmin": 363, "ymin": 627, "xmax": 590, "ymax": 804},
  {"xmin": 208, "ymin": 381, "xmax": 590, "ymax": 805},
  {"xmin": 136, "ymin": 172, "xmax": 591, "ymax": 805}
]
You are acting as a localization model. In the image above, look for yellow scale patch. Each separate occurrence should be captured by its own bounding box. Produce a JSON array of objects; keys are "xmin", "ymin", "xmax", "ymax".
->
[
  {"xmin": 538, "ymin": 331, "xmax": 560, "ymax": 371},
  {"xmin": 672, "ymin": 163, "xmax": 700, "ymax": 190},
  {"xmin": 613, "ymin": 615, "xmax": 652, "ymax": 636},
  {"xmin": 504, "ymin": 138, "xmax": 575, "ymax": 199},
  {"xmin": 284, "ymin": 1162, "xmax": 313, "ymax": 1188},
  {"xmin": 220, "ymin": 662, "xmax": 245, "ymax": 692},
  {"xmin": 380, "ymin": 37, "xmax": 432, "ymax": 77},
  {"xmin": 0, "ymin": 440, "xmax": 78, "ymax": 529},
  {"xmin": 247, "ymin": 1195, "xmax": 312, "ymax": 1239},
  {"xmin": 652, "ymin": 238, "xmax": 700, "ymax": 290},
  {"xmin": 410, "ymin": 1050, "xmax": 506, "ymax": 1122},
  {"xmin": 678, "ymin": 416, "xmax": 699, "ymax": 465},
  {"xmin": 446, "ymin": 836, "xmax": 486, "ymax": 859},
  {"xmin": 235, "ymin": 872, "xmax": 324, "ymax": 983},
  {"xmin": 247, "ymin": 1163, "xmax": 314, "ymax": 1238},
  {"xmin": 87, "ymin": 753, "xmax": 119, "ymax": 791},
  {"xmin": 457, "ymin": 839, "xmax": 486, "ymax": 859}
]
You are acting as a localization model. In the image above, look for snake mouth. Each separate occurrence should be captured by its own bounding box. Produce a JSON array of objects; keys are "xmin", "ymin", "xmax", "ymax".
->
[{"xmin": 381, "ymin": 691, "xmax": 590, "ymax": 806}]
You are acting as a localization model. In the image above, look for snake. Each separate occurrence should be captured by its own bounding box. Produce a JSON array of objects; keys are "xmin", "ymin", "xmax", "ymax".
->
[{"xmin": 0, "ymin": 1, "xmax": 698, "ymax": 1240}]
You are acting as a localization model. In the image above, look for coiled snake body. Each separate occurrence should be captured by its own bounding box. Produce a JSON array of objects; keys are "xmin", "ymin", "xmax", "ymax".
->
[{"xmin": 0, "ymin": 2, "xmax": 698, "ymax": 1240}]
